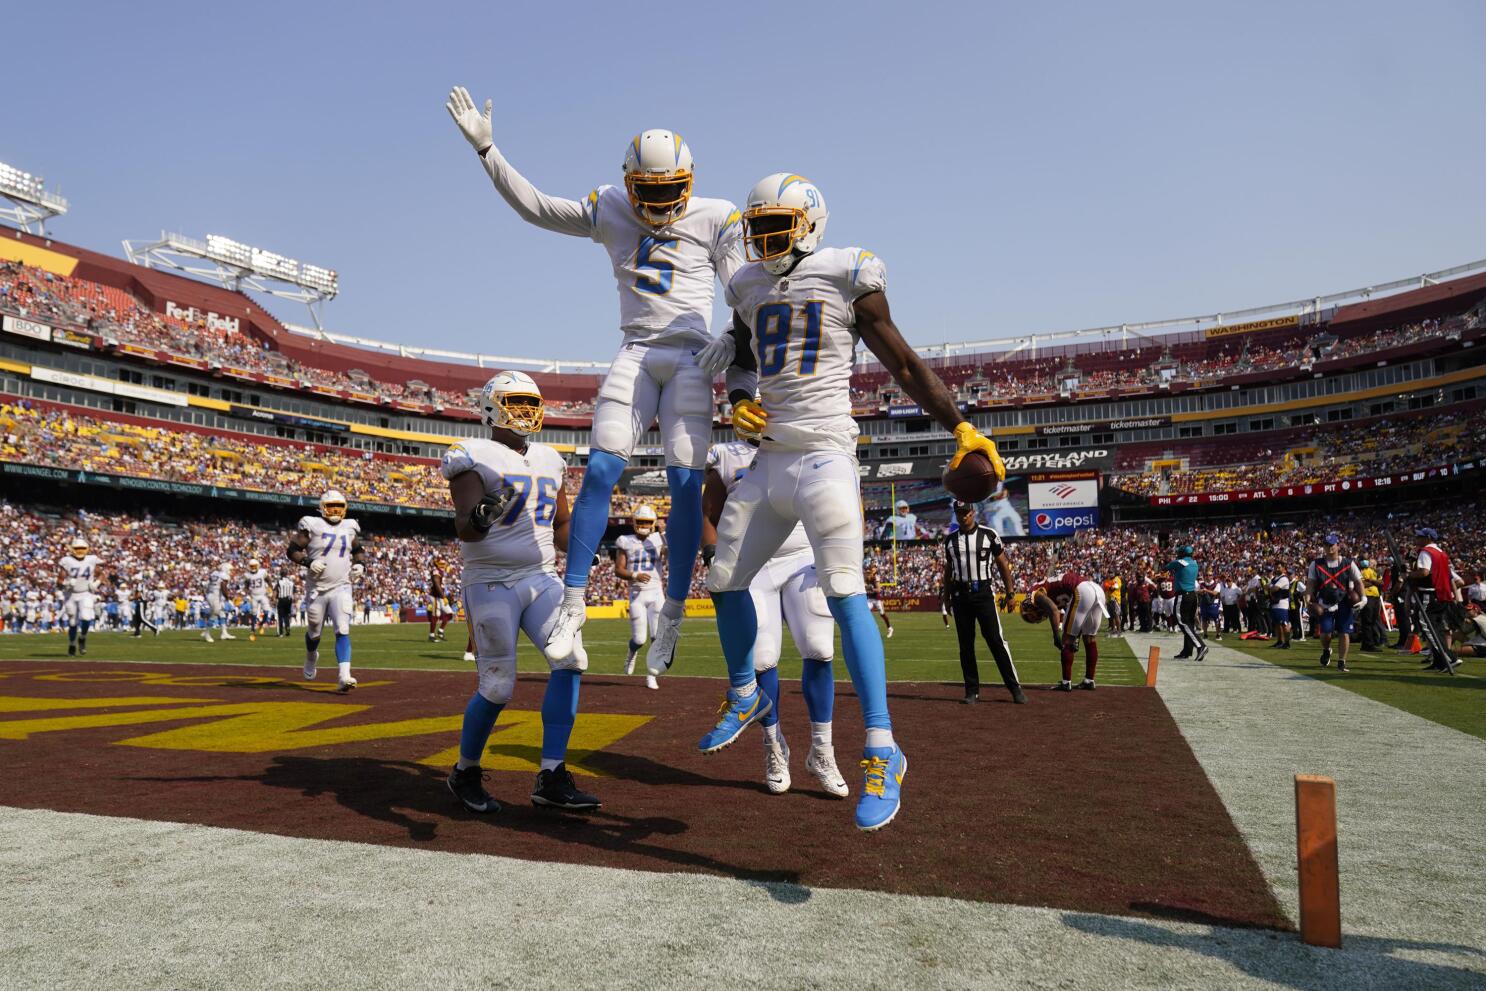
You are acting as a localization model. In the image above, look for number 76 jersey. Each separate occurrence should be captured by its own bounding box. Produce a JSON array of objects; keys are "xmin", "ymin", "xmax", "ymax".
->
[
  {"xmin": 726, "ymin": 247, "xmax": 887, "ymax": 456},
  {"xmin": 440, "ymin": 438, "xmax": 566, "ymax": 584},
  {"xmin": 298, "ymin": 516, "xmax": 362, "ymax": 595}
]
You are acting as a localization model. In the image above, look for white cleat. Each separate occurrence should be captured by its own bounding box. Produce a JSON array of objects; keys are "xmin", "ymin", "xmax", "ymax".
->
[
  {"xmin": 764, "ymin": 733, "xmax": 791, "ymax": 795},
  {"xmin": 220, "ymin": 631, "xmax": 237, "ymax": 641},
  {"xmin": 463, "ymin": 651, "xmax": 475, "ymax": 662},
  {"xmin": 624, "ymin": 650, "xmax": 638, "ymax": 676},
  {"xmin": 201, "ymin": 631, "xmax": 214, "ymax": 643},
  {"xmin": 885, "ymin": 626, "xmax": 894, "ymax": 639},
  {"xmin": 806, "ymin": 744, "xmax": 849, "ymax": 798},
  {"xmin": 645, "ymin": 675, "xmax": 659, "ymax": 691},
  {"xmin": 337, "ymin": 676, "xmax": 357, "ymax": 694},
  {"xmin": 545, "ymin": 598, "xmax": 587, "ymax": 662},
  {"xmin": 303, "ymin": 651, "xmax": 318, "ymax": 681},
  {"xmin": 646, "ymin": 612, "xmax": 682, "ymax": 677}
]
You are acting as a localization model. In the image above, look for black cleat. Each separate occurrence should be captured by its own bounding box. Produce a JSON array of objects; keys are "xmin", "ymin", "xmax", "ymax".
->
[
  {"xmin": 1319, "ymin": 648, "xmax": 1331, "ymax": 668},
  {"xmin": 67, "ymin": 644, "xmax": 76, "ymax": 656},
  {"xmin": 1196, "ymin": 645, "xmax": 1210, "ymax": 663},
  {"xmin": 1011, "ymin": 687, "xmax": 1028, "ymax": 704},
  {"xmin": 1053, "ymin": 681, "xmax": 1074, "ymax": 692},
  {"xmin": 1173, "ymin": 653, "xmax": 1192, "ymax": 660},
  {"xmin": 447, "ymin": 765, "xmax": 500, "ymax": 814},
  {"xmin": 1336, "ymin": 659, "xmax": 1349, "ymax": 673},
  {"xmin": 1077, "ymin": 679, "xmax": 1096, "ymax": 691},
  {"xmin": 531, "ymin": 763, "xmax": 601, "ymax": 811},
  {"xmin": 960, "ymin": 692, "xmax": 979, "ymax": 705}
]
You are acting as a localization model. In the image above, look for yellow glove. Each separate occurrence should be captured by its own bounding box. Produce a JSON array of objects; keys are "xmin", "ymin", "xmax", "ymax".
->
[
  {"xmin": 950, "ymin": 422, "xmax": 1005, "ymax": 479},
  {"xmin": 732, "ymin": 398, "xmax": 768, "ymax": 442}
]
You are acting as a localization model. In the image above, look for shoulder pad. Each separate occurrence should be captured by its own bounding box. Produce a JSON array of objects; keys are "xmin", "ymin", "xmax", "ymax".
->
[
  {"xmin": 846, "ymin": 248, "xmax": 887, "ymax": 296},
  {"xmin": 441, "ymin": 442, "xmax": 477, "ymax": 481}
]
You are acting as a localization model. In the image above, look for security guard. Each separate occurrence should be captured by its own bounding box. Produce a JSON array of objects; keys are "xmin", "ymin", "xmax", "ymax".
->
[{"xmin": 942, "ymin": 500, "xmax": 1027, "ymax": 705}]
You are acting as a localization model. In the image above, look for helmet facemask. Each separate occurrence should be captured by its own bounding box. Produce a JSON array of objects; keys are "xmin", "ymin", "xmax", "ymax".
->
[
  {"xmin": 320, "ymin": 492, "xmax": 347, "ymax": 524},
  {"xmin": 494, "ymin": 391, "xmax": 545, "ymax": 435},
  {"xmin": 625, "ymin": 171, "xmax": 693, "ymax": 226},
  {"xmin": 744, "ymin": 207, "xmax": 810, "ymax": 275}
]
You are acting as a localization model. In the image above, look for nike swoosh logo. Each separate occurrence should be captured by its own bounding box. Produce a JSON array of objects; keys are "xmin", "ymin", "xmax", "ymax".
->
[{"xmin": 811, "ymin": 462, "xmax": 827, "ymax": 469}]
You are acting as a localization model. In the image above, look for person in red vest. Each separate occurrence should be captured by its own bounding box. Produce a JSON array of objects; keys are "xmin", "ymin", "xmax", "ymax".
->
[{"xmin": 1410, "ymin": 527, "xmax": 1464, "ymax": 670}]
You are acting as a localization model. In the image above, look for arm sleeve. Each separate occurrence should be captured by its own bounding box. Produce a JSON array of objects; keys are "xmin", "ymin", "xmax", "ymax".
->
[
  {"xmin": 724, "ymin": 308, "xmax": 758, "ymax": 398},
  {"xmin": 477, "ymin": 146, "xmax": 596, "ymax": 239}
]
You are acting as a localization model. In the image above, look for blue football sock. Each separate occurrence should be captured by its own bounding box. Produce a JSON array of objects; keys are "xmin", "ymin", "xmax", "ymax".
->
[
  {"xmin": 540, "ymin": 669, "xmax": 582, "ymax": 764},
  {"xmin": 663, "ymin": 465, "xmax": 704, "ymax": 603},
  {"xmin": 827, "ymin": 594, "xmax": 891, "ymax": 732},
  {"xmin": 305, "ymin": 633, "xmax": 321, "ymax": 653},
  {"xmin": 712, "ymin": 590, "xmax": 760, "ymax": 691},
  {"xmin": 334, "ymin": 633, "xmax": 351, "ymax": 663},
  {"xmin": 757, "ymin": 667, "xmax": 781, "ymax": 727},
  {"xmin": 564, "ymin": 450, "xmax": 627, "ymax": 590},
  {"xmin": 459, "ymin": 693, "xmax": 504, "ymax": 765},
  {"xmin": 800, "ymin": 658, "xmax": 835, "ymax": 724},
  {"xmin": 628, "ymin": 640, "xmax": 642, "ymax": 656},
  {"xmin": 68, "ymin": 626, "xmax": 78, "ymax": 645}
]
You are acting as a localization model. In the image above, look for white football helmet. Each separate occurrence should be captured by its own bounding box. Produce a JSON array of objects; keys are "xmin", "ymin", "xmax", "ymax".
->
[
  {"xmin": 743, "ymin": 173, "xmax": 828, "ymax": 275},
  {"xmin": 623, "ymin": 129, "xmax": 693, "ymax": 226},
  {"xmin": 219, "ymin": 563, "xmax": 233, "ymax": 578},
  {"xmin": 478, "ymin": 370, "xmax": 545, "ymax": 436},
  {"xmin": 248, "ymin": 559, "xmax": 260, "ymax": 571},
  {"xmin": 633, "ymin": 504, "xmax": 657, "ymax": 537},
  {"xmin": 319, "ymin": 489, "xmax": 348, "ymax": 524},
  {"xmin": 69, "ymin": 537, "xmax": 89, "ymax": 559}
]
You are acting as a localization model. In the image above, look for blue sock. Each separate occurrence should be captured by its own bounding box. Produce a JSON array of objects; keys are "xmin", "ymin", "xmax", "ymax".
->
[
  {"xmin": 801, "ymin": 658, "xmax": 835, "ymax": 724},
  {"xmin": 459, "ymin": 693, "xmax": 504, "ymax": 765},
  {"xmin": 564, "ymin": 450, "xmax": 627, "ymax": 589},
  {"xmin": 540, "ymin": 669, "xmax": 582, "ymax": 764},
  {"xmin": 68, "ymin": 625, "xmax": 78, "ymax": 645},
  {"xmin": 334, "ymin": 633, "xmax": 351, "ymax": 663},
  {"xmin": 712, "ymin": 590, "xmax": 759, "ymax": 691},
  {"xmin": 757, "ymin": 667, "xmax": 781, "ymax": 727},
  {"xmin": 663, "ymin": 466, "xmax": 704, "ymax": 603},
  {"xmin": 305, "ymin": 633, "xmax": 321, "ymax": 653},
  {"xmin": 628, "ymin": 640, "xmax": 642, "ymax": 656},
  {"xmin": 827, "ymin": 595, "xmax": 891, "ymax": 732}
]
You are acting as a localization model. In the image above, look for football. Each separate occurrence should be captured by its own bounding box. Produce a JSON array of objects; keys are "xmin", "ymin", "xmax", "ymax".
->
[{"xmin": 942, "ymin": 450, "xmax": 998, "ymax": 503}]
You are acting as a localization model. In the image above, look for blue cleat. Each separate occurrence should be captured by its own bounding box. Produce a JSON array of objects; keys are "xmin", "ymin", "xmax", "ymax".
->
[
  {"xmin": 698, "ymin": 689, "xmax": 772, "ymax": 754},
  {"xmin": 855, "ymin": 745, "xmax": 907, "ymax": 832}
]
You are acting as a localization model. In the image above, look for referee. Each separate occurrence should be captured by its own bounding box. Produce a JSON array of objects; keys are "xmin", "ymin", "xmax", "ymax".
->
[
  {"xmin": 942, "ymin": 500, "xmax": 1027, "ymax": 705},
  {"xmin": 1165, "ymin": 544, "xmax": 1209, "ymax": 662},
  {"xmin": 275, "ymin": 569, "xmax": 296, "ymax": 637}
]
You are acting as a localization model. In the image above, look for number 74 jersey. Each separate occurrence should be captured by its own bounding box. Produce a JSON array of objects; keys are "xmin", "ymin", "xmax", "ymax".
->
[
  {"xmin": 298, "ymin": 516, "xmax": 362, "ymax": 594},
  {"xmin": 726, "ymin": 247, "xmax": 887, "ymax": 455}
]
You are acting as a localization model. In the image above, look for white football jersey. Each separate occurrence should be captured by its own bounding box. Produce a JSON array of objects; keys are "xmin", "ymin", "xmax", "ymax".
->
[
  {"xmin": 707, "ymin": 441, "xmax": 812, "ymax": 558},
  {"xmin": 298, "ymin": 516, "xmax": 363, "ymax": 594},
  {"xmin": 246, "ymin": 568, "xmax": 269, "ymax": 597},
  {"xmin": 59, "ymin": 555, "xmax": 102, "ymax": 595},
  {"xmin": 440, "ymin": 438, "xmax": 566, "ymax": 584},
  {"xmin": 726, "ymin": 247, "xmax": 886, "ymax": 454},
  {"xmin": 614, "ymin": 532, "xmax": 665, "ymax": 597},
  {"xmin": 206, "ymin": 566, "xmax": 230, "ymax": 596}
]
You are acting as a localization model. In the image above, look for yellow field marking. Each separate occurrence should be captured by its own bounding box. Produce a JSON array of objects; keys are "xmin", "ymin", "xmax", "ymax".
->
[
  {"xmin": 0, "ymin": 669, "xmax": 64, "ymax": 681},
  {"xmin": 416, "ymin": 711, "xmax": 653, "ymax": 777},
  {"xmin": 0, "ymin": 695, "xmax": 218, "ymax": 713},
  {"xmin": 31, "ymin": 670, "xmax": 393, "ymax": 691}
]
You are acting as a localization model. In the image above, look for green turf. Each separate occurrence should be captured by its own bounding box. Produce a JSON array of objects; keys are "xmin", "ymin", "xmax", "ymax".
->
[
  {"xmin": 0, "ymin": 612, "xmax": 1143, "ymax": 687},
  {"xmin": 1222, "ymin": 636, "xmax": 1486, "ymax": 742}
]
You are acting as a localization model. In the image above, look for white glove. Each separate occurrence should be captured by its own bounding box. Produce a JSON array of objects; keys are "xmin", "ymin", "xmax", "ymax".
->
[
  {"xmin": 310, "ymin": 560, "xmax": 328, "ymax": 577},
  {"xmin": 695, "ymin": 333, "xmax": 735, "ymax": 377},
  {"xmin": 445, "ymin": 86, "xmax": 492, "ymax": 153},
  {"xmin": 351, "ymin": 563, "xmax": 365, "ymax": 581}
]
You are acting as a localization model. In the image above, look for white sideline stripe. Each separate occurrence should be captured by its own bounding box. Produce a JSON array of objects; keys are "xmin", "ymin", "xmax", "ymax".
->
[
  {"xmin": 1129, "ymin": 633, "xmax": 1486, "ymax": 961},
  {"xmin": 3, "ymin": 806, "xmax": 1481, "ymax": 991}
]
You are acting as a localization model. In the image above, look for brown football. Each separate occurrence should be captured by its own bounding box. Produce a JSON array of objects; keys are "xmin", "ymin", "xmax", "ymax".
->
[{"xmin": 942, "ymin": 450, "xmax": 997, "ymax": 503}]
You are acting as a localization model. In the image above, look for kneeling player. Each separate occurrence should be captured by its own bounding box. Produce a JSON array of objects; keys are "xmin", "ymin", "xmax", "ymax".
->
[
  {"xmin": 704, "ymin": 438, "xmax": 848, "ymax": 797},
  {"xmin": 442, "ymin": 372, "xmax": 598, "ymax": 814},
  {"xmin": 616, "ymin": 504, "xmax": 665, "ymax": 690},
  {"xmin": 287, "ymin": 491, "xmax": 363, "ymax": 691},
  {"xmin": 1027, "ymin": 571, "xmax": 1107, "ymax": 691}
]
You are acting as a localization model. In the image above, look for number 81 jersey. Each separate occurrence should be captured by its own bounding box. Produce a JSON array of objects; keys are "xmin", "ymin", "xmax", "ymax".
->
[
  {"xmin": 726, "ymin": 247, "xmax": 886, "ymax": 455},
  {"xmin": 298, "ymin": 516, "xmax": 362, "ymax": 594},
  {"xmin": 441, "ymin": 438, "xmax": 566, "ymax": 584}
]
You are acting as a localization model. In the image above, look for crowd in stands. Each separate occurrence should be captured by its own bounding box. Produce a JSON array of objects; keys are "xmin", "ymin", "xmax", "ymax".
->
[{"xmin": 1109, "ymin": 408, "xmax": 1484, "ymax": 496}]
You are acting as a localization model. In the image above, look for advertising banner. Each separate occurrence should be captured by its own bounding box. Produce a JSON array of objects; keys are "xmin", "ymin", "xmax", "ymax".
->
[
  {"xmin": 1203, "ymin": 315, "xmax": 1299, "ymax": 340},
  {"xmin": 52, "ymin": 328, "xmax": 93, "ymax": 349},
  {"xmin": 1148, "ymin": 460, "xmax": 1478, "ymax": 505},
  {"xmin": 2, "ymin": 314, "xmax": 51, "ymax": 342}
]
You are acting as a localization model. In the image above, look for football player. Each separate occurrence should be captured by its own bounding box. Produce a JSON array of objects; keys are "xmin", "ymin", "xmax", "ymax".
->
[
  {"xmin": 245, "ymin": 558, "xmax": 273, "ymax": 636},
  {"xmin": 615, "ymin": 504, "xmax": 665, "ymax": 690},
  {"xmin": 201, "ymin": 562, "xmax": 237, "ymax": 643},
  {"xmin": 703, "ymin": 438, "xmax": 849, "ymax": 798},
  {"xmin": 429, "ymin": 560, "xmax": 455, "ymax": 642},
  {"xmin": 441, "ymin": 371, "xmax": 599, "ymax": 814},
  {"xmin": 58, "ymin": 537, "xmax": 101, "ymax": 656},
  {"xmin": 698, "ymin": 173, "xmax": 1004, "ymax": 830},
  {"xmin": 447, "ymin": 87, "xmax": 744, "ymax": 680},
  {"xmin": 864, "ymin": 562, "xmax": 895, "ymax": 639},
  {"xmin": 287, "ymin": 489, "xmax": 364, "ymax": 691},
  {"xmin": 1024, "ymin": 571, "xmax": 1108, "ymax": 691}
]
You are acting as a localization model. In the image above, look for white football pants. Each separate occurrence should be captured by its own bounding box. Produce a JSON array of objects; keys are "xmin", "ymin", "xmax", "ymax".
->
[
  {"xmin": 464, "ymin": 573, "xmax": 585, "ymax": 705},
  {"xmin": 628, "ymin": 583, "xmax": 664, "ymax": 646},
  {"xmin": 306, "ymin": 587, "xmax": 354, "ymax": 638},
  {"xmin": 591, "ymin": 342, "xmax": 712, "ymax": 468},
  {"xmin": 1067, "ymin": 581, "xmax": 1109, "ymax": 637},
  {"xmin": 749, "ymin": 549, "xmax": 835, "ymax": 672},
  {"xmin": 63, "ymin": 594, "xmax": 96, "ymax": 624}
]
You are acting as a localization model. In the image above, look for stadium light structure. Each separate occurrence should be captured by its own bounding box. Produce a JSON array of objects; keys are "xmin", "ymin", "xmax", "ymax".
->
[
  {"xmin": 281, "ymin": 323, "xmax": 614, "ymax": 375},
  {"xmin": 122, "ymin": 231, "xmax": 339, "ymax": 328},
  {"xmin": 0, "ymin": 160, "xmax": 69, "ymax": 235}
]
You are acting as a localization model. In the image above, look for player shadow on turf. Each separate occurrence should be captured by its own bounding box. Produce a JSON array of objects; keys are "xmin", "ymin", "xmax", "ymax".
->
[
  {"xmin": 583, "ymin": 749, "xmax": 846, "ymax": 802},
  {"xmin": 147, "ymin": 756, "xmax": 810, "ymax": 899},
  {"xmin": 1062, "ymin": 912, "xmax": 1486, "ymax": 990}
]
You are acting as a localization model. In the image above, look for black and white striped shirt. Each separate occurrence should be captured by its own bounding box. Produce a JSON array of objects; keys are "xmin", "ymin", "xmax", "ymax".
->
[
  {"xmin": 945, "ymin": 525, "xmax": 1004, "ymax": 588},
  {"xmin": 275, "ymin": 577, "xmax": 296, "ymax": 601}
]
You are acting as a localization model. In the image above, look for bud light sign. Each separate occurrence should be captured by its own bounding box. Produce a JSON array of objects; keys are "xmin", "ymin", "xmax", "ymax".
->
[{"xmin": 1031, "ymin": 508, "xmax": 1100, "ymax": 537}]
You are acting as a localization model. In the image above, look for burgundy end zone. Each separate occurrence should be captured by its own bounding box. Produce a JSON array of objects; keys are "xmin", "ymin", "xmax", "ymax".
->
[{"xmin": 0, "ymin": 660, "xmax": 1287, "ymax": 929}]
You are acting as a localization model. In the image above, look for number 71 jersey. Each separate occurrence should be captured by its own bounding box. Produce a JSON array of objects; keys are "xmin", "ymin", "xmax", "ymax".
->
[
  {"xmin": 440, "ymin": 438, "xmax": 566, "ymax": 584},
  {"xmin": 726, "ymin": 247, "xmax": 887, "ymax": 455},
  {"xmin": 298, "ymin": 516, "xmax": 362, "ymax": 594}
]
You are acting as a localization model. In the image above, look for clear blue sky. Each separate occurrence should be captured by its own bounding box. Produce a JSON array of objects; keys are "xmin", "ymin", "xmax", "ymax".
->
[{"xmin": 4, "ymin": 1, "xmax": 1483, "ymax": 360}]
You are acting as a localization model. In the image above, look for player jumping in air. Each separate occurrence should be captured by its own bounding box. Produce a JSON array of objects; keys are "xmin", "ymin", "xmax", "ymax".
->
[
  {"xmin": 287, "ymin": 490, "xmax": 365, "ymax": 692},
  {"xmin": 697, "ymin": 173, "xmax": 1004, "ymax": 830},
  {"xmin": 441, "ymin": 371, "xmax": 598, "ymax": 814},
  {"xmin": 58, "ymin": 537, "xmax": 101, "ymax": 656},
  {"xmin": 446, "ymin": 86, "xmax": 744, "ymax": 682},
  {"xmin": 615, "ymin": 504, "xmax": 665, "ymax": 690}
]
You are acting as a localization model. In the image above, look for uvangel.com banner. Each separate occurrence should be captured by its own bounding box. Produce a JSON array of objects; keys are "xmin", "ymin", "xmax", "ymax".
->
[{"xmin": 1148, "ymin": 460, "xmax": 1479, "ymax": 505}]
